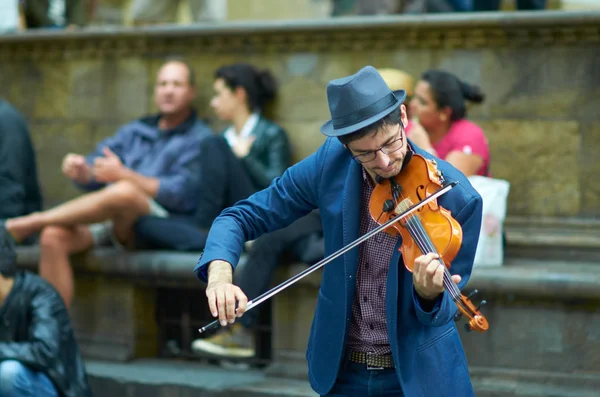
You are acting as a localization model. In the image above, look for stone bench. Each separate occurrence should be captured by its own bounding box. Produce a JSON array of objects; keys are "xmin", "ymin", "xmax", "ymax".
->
[{"xmin": 16, "ymin": 246, "xmax": 203, "ymax": 361}]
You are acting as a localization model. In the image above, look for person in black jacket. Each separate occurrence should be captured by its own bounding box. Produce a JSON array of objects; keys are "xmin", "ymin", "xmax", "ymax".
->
[
  {"xmin": 190, "ymin": 63, "xmax": 324, "ymax": 359},
  {"xmin": 0, "ymin": 99, "xmax": 43, "ymax": 225},
  {"xmin": 211, "ymin": 63, "xmax": 291, "ymax": 191},
  {"xmin": 0, "ymin": 226, "xmax": 91, "ymax": 397}
]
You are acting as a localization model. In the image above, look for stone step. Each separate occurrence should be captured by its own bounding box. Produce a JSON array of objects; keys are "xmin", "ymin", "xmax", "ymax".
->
[
  {"xmin": 504, "ymin": 216, "xmax": 600, "ymax": 262},
  {"xmin": 85, "ymin": 359, "xmax": 600, "ymax": 397},
  {"xmin": 86, "ymin": 359, "xmax": 318, "ymax": 397},
  {"xmin": 471, "ymin": 366, "xmax": 600, "ymax": 397}
]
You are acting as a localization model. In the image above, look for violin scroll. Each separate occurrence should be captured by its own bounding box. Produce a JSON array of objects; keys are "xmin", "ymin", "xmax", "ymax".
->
[{"xmin": 453, "ymin": 289, "xmax": 489, "ymax": 333}]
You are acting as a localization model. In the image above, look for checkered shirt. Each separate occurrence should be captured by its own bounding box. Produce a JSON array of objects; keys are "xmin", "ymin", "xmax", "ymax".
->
[{"xmin": 346, "ymin": 169, "xmax": 399, "ymax": 355}]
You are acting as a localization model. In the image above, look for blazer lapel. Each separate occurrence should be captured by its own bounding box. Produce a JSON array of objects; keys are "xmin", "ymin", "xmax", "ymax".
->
[{"xmin": 342, "ymin": 160, "xmax": 362, "ymax": 310}]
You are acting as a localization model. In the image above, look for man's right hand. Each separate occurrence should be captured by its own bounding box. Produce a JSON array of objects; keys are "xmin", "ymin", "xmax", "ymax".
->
[
  {"xmin": 206, "ymin": 260, "xmax": 248, "ymax": 327},
  {"xmin": 62, "ymin": 153, "xmax": 92, "ymax": 184}
]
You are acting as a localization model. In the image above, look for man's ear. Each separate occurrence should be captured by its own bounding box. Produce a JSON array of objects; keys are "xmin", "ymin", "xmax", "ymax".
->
[{"xmin": 400, "ymin": 104, "xmax": 409, "ymax": 127}]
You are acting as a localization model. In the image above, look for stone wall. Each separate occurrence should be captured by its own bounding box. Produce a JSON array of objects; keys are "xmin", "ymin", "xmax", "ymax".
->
[{"xmin": 1, "ymin": 11, "xmax": 599, "ymax": 216}]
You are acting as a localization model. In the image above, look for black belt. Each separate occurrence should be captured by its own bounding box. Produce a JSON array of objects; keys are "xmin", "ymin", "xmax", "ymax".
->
[{"xmin": 348, "ymin": 351, "xmax": 394, "ymax": 370}]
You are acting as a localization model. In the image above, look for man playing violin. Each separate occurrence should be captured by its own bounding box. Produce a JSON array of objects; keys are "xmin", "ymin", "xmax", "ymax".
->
[{"xmin": 194, "ymin": 65, "xmax": 483, "ymax": 397}]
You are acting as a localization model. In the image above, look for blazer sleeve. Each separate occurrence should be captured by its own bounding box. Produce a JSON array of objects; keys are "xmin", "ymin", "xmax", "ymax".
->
[
  {"xmin": 412, "ymin": 193, "xmax": 483, "ymax": 327},
  {"xmin": 194, "ymin": 139, "xmax": 331, "ymax": 282}
]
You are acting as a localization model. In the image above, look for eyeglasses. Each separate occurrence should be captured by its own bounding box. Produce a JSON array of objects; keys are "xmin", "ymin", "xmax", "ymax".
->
[{"xmin": 351, "ymin": 124, "xmax": 404, "ymax": 164}]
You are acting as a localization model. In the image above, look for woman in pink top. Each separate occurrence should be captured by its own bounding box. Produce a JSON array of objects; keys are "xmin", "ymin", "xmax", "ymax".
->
[{"xmin": 406, "ymin": 69, "xmax": 490, "ymax": 177}]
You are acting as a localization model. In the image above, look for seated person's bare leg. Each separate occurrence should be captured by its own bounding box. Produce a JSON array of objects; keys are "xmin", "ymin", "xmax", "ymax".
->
[
  {"xmin": 39, "ymin": 225, "xmax": 94, "ymax": 309},
  {"xmin": 6, "ymin": 180, "xmax": 151, "ymax": 242},
  {"xmin": 34, "ymin": 181, "xmax": 152, "ymax": 308}
]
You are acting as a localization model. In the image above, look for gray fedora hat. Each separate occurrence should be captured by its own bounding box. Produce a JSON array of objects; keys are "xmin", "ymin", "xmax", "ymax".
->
[{"xmin": 321, "ymin": 65, "xmax": 406, "ymax": 137}]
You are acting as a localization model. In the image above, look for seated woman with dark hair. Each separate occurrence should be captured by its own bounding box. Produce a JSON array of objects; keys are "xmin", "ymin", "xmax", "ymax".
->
[
  {"xmin": 406, "ymin": 69, "xmax": 490, "ymax": 177},
  {"xmin": 191, "ymin": 64, "xmax": 324, "ymax": 359},
  {"xmin": 210, "ymin": 63, "xmax": 291, "ymax": 191}
]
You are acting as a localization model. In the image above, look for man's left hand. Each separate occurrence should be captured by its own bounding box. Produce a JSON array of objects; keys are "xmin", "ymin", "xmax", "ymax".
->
[
  {"xmin": 93, "ymin": 147, "xmax": 126, "ymax": 183},
  {"xmin": 413, "ymin": 252, "xmax": 461, "ymax": 301}
]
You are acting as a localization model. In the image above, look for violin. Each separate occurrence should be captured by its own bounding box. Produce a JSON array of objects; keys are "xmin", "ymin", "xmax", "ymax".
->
[{"xmin": 368, "ymin": 152, "xmax": 489, "ymax": 333}]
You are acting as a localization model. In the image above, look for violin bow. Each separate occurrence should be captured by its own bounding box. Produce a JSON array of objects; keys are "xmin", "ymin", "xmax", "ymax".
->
[{"xmin": 198, "ymin": 181, "xmax": 459, "ymax": 334}]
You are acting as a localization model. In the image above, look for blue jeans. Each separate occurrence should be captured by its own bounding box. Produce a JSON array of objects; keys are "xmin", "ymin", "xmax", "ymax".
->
[
  {"xmin": 0, "ymin": 360, "xmax": 58, "ymax": 397},
  {"xmin": 321, "ymin": 359, "xmax": 403, "ymax": 397}
]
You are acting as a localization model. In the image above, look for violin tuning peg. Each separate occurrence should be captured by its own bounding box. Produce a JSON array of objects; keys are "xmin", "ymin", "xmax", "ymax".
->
[
  {"xmin": 453, "ymin": 312, "xmax": 462, "ymax": 322},
  {"xmin": 467, "ymin": 289, "xmax": 478, "ymax": 300},
  {"xmin": 476, "ymin": 300, "xmax": 487, "ymax": 311},
  {"xmin": 464, "ymin": 323, "xmax": 472, "ymax": 333}
]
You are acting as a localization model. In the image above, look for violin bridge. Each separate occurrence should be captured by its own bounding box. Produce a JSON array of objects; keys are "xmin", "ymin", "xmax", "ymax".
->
[{"xmin": 394, "ymin": 199, "xmax": 412, "ymax": 217}]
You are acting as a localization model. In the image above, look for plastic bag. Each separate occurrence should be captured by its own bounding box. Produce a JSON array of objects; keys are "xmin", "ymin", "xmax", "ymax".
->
[{"xmin": 467, "ymin": 175, "xmax": 510, "ymax": 267}]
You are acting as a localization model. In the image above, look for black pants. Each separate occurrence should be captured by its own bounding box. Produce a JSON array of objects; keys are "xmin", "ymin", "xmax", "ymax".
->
[{"xmin": 235, "ymin": 210, "xmax": 324, "ymax": 328}]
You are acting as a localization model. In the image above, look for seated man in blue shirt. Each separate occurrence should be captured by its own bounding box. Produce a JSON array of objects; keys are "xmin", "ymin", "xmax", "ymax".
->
[{"xmin": 3, "ymin": 59, "xmax": 211, "ymax": 309}]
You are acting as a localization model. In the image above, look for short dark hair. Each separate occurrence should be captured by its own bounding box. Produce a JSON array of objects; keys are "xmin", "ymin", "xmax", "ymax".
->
[
  {"xmin": 215, "ymin": 63, "xmax": 278, "ymax": 113},
  {"xmin": 162, "ymin": 57, "xmax": 197, "ymax": 87},
  {"xmin": 0, "ymin": 229, "xmax": 17, "ymax": 278},
  {"xmin": 337, "ymin": 107, "xmax": 402, "ymax": 146}
]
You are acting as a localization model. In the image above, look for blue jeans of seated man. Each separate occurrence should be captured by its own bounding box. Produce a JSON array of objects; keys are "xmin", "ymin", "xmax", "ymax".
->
[
  {"xmin": 321, "ymin": 359, "xmax": 403, "ymax": 397},
  {"xmin": 0, "ymin": 360, "xmax": 58, "ymax": 397}
]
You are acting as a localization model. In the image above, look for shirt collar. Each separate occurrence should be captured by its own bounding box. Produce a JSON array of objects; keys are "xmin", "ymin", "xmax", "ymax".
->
[
  {"xmin": 138, "ymin": 110, "xmax": 198, "ymax": 138},
  {"xmin": 223, "ymin": 112, "xmax": 261, "ymax": 146}
]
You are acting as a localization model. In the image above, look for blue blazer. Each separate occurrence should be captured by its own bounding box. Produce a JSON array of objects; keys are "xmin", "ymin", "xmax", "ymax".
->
[{"xmin": 195, "ymin": 138, "xmax": 483, "ymax": 397}]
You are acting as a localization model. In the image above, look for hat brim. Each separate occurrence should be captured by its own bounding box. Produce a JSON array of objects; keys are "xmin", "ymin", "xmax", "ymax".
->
[{"xmin": 320, "ymin": 90, "xmax": 407, "ymax": 137}]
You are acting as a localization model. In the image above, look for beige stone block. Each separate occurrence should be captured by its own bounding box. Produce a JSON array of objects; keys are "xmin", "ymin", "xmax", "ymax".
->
[
  {"xmin": 580, "ymin": 122, "xmax": 600, "ymax": 215},
  {"xmin": 479, "ymin": 120, "xmax": 580, "ymax": 217},
  {"xmin": 0, "ymin": 62, "xmax": 69, "ymax": 121},
  {"xmin": 315, "ymin": 53, "xmax": 372, "ymax": 90},
  {"xmin": 383, "ymin": 49, "xmax": 434, "ymax": 86},
  {"xmin": 280, "ymin": 121, "xmax": 327, "ymax": 164},
  {"xmin": 69, "ymin": 59, "xmax": 149, "ymax": 121},
  {"xmin": 479, "ymin": 48, "xmax": 595, "ymax": 120},
  {"xmin": 32, "ymin": 62, "xmax": 70, "ymax": 120},
  {"xmin": 227, "ymin": 0, "xmax": 330, "ymax": 20},
  {"xmin": 72, "ymin": 275, "xmax": 158, "ymax": 360},
  {"xmin": 93, "ymin": 123, "xmax": 125, "ymax": 144},
  {"xmin": 29, "ymin": 122, "xmax": 97, "ymax": 206},
  {"xmin": 277, "ymin": 76, "xmax": 329, "ymax": 124},
  {"xmin": 0, "ymin": 62, "xmax": 36, "ymax": 119}
]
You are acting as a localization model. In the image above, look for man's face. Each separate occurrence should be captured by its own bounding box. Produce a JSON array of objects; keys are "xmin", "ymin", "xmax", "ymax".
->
[
  {"xmin": 154, "ymin": 62, "xmax": 195, "ymax": 116},
  {"xmin": 346, "ymin": 106, "xmax": 409, "ymax": 180}
]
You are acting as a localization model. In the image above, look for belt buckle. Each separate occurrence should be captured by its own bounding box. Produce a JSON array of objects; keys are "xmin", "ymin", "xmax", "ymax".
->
[{"xmin": 366, "ymin": 352, "xmax": 384, "ymax": 371}]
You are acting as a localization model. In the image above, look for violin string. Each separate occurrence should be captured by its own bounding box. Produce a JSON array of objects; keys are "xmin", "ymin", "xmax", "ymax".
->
[
  {"xmin": 395, "ymin": 200, "xmax": 471, "ymax": 316},
  {"xmin": 404, "ymin": 216, "xmax": 473, "ymax": 316},
  {"xmin": 406, "ymin": 215, "xmax": 461, "ymax": 300}
]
